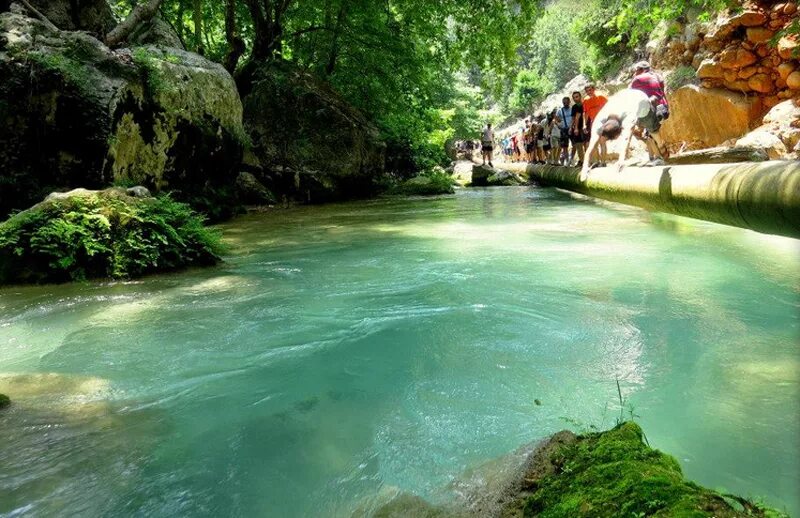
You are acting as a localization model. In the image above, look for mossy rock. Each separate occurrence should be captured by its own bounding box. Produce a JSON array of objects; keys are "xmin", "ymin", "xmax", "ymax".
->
[
  {"xmin": 0, "ymin": 188, "xmax": 222, "ymax": 285},
  {"xmin": 0, "ymin": 12, "xmax": 244, "ymax": 220},
  {"xmin": 0, "ymin": 393, "xmax": 10, "ymax": 409},
  {"xmin": 522, "ymin": 422, "xmax": 787, "ymax": 517},
  {"xmin": 391, "ymin": 174, "xmax": 456, "ymax": 196}
]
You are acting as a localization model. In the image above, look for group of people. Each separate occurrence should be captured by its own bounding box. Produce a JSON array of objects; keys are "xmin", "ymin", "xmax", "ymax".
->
[{"xmin": 481, "ymin": 61, "xmax": 671, "ymax": 178}]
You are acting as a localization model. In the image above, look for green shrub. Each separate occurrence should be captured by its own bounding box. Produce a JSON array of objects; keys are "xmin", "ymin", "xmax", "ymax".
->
[
  {"xmin": 0, "ymin": 191, "xmax": 223, "ymax": 285},
  {"xmin": 667, "ymin": 66, "xmax": 698, "ymax": 92}
]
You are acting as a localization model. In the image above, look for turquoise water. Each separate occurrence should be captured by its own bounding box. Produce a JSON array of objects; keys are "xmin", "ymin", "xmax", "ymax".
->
[{"xmin": 1, "ymin": 187, "xmax": 798, "ymax": 516}]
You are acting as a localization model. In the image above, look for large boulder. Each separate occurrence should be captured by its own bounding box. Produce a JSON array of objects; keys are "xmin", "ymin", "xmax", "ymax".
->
[
  {"xmin": 660, "ymin": 85, "xmax": 763, "ymax": 149},
  {"xmin": 736, "ymin": 99, "xmax": 800, "ymax": 159},
  {"xmin": 0, "ymin": 11, "xmax": 245, "ymax": 219},
  {"xmin": 242, "ymin": 61, "xmax": 385, "ymax": 203}
]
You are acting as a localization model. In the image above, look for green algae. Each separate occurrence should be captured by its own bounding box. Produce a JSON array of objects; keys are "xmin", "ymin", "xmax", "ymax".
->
[{"xmin": 523, "ymin": 423, "xmax": 788, "ymax": 518}]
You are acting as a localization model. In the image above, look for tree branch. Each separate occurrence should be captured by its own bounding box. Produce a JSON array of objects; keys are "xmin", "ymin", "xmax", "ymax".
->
[
  {"xmin": 105, "ymin": 0, "xmax": 165, "ymax": 48},
  {"xmin": 19, "ymin": 0, "xmax": 59, "ymax": 32}
]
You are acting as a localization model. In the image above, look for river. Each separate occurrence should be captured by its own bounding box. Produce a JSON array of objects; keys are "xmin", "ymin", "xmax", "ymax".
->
[{"xmin": 1, "ymin": 187, "xmax": 798, "ymax": 516}]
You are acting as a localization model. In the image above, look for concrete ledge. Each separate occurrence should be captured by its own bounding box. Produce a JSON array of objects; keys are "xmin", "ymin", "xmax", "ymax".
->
[{"xmin": 499, "ymin": 161, "xmax": 800, "ymax": 239}]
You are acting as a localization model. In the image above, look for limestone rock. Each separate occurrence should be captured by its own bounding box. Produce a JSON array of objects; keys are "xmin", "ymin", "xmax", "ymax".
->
[
  {"xmin": 746, "ymin": 27, "xmax": 774, "ymax": 43},
  {"xmin": 720, "ymin": 47, "xmax": 758, "ymax": 69},
  {"xmin": 748, "ymin": 73, "xmax": 775, "ymax": 93},
  {"xmin": 778, "ymin": 62, "xmax": 797, "ymax": 81},
  {"xmin": 758, "ymin": 99, "xmax": 800, "ymax": 152},
  {"xmin": 735, "ymin": 130, "xmax": 787, "ymax": 159},
  {"xmin": 787, "ymin": 70, "xmax": 800, "ymax": 89},
  {"xmin": 243, "ymin": 61, "xmax": 385, "ymax": 204},
  {"xmin": 660, "ymin": 85, "xmax": 763, "ymax": 149},
  {"xmin": 487, "ymin": 170, "xmax": 525, "ymax": 186},
  {"xmin": 697, "ymin": 59, "xmax": 724, "ymax": 79},
  {"xmin": 738, "ymin": 66, "xmax": 759, "ymax": 79},
  {"xmin": 471, "ymin": 164, "xmax": 495, "ymax": 187},
  {"xmin": 0, "ymin": 11, "xmax": 245, "ymax": 218},
  {"xmin": 730, "ymin": 11, "xmax": 768, "ymax": 27}
]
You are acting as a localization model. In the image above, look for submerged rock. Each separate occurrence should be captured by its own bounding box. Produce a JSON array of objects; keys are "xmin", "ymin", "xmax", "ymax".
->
[
  {"xmin": 242, "ymin": 61, "xmax": 386, "ymax": 204},
  {"xmin": 471, "ymin": 165, "xmax": 525, "ymax": 187},
  {"xmin": 391, "ymin": 174, "xmax": 456, "ymax": 196},
  {"xmin": 0, "ymin": 11, "xmax": 245, "ymax": 219}
]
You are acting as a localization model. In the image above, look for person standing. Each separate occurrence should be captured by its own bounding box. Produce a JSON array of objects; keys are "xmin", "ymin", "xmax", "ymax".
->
[
  {"xmin": 630, "ymin": 61, "xmax": 670, "ymax": 160},
  {"xmin": 583, "ymin": 83, "xmax": 609, "ymax": 166},
  {"xmin": 557, "ymin": 97, "xmax": 572, "ymax": 166},
  {"xmin": 549, "ymin": 112, "xmax": 563, "ymax": 165},
  {"xmin": 481, "ymin": 123, "xmax": 495, "ymax": 167},
  {"xmin": 569, "ymin": 91, "xmax": 586, "ymax": 167}
]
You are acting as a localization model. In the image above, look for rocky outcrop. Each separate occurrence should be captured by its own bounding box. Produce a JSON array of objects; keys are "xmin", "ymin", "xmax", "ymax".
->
[
  {"xmin": 242, "ymin": 61, "xmax": 386, "ymax": 204},
  {"xmin": 471, "ymin": 165, "xmax": 526, "ymax": 187},
  {"xmin": 736, "ymin": 99, "xmax": 800, "ymax": 159},
  {"xmin": 651, "ymin": 2, "xmax": 798, "ymax": 105},
  {"xmin": 648, "ymin": 1, "xmax": 799, "ymax": 152},
  {"xmin": 660, "ymin": 85, "xmax": 764, "ymax": 149},
  {"xmin": 0, "ymin": 11, "xmax": 244, "ymax": 219}
]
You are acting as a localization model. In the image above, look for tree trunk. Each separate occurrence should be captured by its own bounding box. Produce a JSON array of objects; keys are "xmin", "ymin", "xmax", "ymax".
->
[
  {"xmin": 105, "ymin": 0, "xmax": 164, "ymax": 47},
  {"xmin": 324, "ymin": 1, "xmax": 348, "ymax": 76},
  {"xmin": 176, "ymin": 0, "xmax": 185, "ymax": 42},
  {"xmin": 223, "ymin": 0, "xmax": 245, "ymax": 73},
  {"xmin": 193, "ymin": 0, "xmax": 204, "ymax": 54}
]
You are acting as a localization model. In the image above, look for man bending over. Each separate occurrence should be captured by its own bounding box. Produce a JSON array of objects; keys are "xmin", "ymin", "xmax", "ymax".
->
[{"xmin": 580, "ymin": 89, "xmax": 668, "ymax": 181}]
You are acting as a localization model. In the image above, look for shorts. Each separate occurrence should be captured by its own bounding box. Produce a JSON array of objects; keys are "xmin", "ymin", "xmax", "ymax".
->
[
  {"xmin": 482, "ymin": 143, "xmax": 493, "ymax": 152},
  {"xmin": 550, "ymin": 135, "xmax": 561, "ymax": 148},
  {"xmin": 637, "ymin": 106, "xmax": 661, "ymax": 133},
  {"xmin": 569, "ymin": 131, "xmax": 584, "ymax": 144},
  {"xmin": 537, "ymin": 139, "xmax": 545, "ymax": 148},
  {"xmin": 559, "ymin": 135, "xmax": 569, "ymax": 148}
]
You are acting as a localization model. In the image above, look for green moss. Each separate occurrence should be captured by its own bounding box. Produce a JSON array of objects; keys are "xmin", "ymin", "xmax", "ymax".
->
[
  {"xmin": 523, "ymin": 423, "xmax": 787, "ymax": 518},
  {"xmin": 28, "ymin": 51, "xmax": 94, "ymax": 93},
  {"xmin": 0, "ymin": 393, "xmax": 9, "ymax": 409},
  {"xmin": 390, "ymin": 171, "xmax": 456, "ymax": 196},
  {"xmin": 0, "ymin": 191, "xmax": 223, "ymax": 285}
]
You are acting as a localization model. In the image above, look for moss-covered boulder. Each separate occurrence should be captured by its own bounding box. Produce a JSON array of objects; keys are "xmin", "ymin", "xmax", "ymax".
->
[
  {"xmin": 242, "ymin": 61, "xmax": 386, "ymax": 203},
  {"xmin": 471, "ymin": 165, "xmax": 526, "ymax": 187},
  {"xmin": 24, "ymin": 0, "xmax": 116, "ymax": 37},
  {"xmin": 0, "ymin": 393, "xmax": 10, "ymax": 409},
  {"xmin": 391, "ymin": 172, "xmax": 456, "ymax": 196},
  {"xmin": 0, "ymin": 11, "xmax": 245, "ymax": 220},
  {"xmin": 522, "ymin": 422, "xmax": 785, "ymax": 517},
  {"xmin": 0, "ymin": 188, "xmax": 222, "ymax": 285}
]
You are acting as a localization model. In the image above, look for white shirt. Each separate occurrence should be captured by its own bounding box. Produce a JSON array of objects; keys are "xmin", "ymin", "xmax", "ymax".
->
[{"xmin": 482, "ymin": 128, "xmax": 494, "ymax": 142}]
